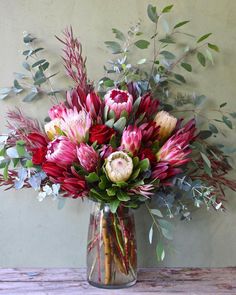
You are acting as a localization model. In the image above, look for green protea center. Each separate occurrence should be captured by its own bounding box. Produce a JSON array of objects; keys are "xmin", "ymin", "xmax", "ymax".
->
[{"xmin": 105, "ymin": 151, "xmax": 133, "ymax": 183}]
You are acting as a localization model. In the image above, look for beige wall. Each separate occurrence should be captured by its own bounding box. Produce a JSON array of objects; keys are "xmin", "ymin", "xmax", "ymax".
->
[{"xmin": 0, "ymin": 0, "xmax": 236, "ymax": 267}]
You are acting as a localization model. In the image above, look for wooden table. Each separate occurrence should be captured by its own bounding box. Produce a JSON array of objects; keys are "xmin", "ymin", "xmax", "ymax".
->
[{"xmin": 0, "ymin": 267, "xmax": 235, "ymax": 294}]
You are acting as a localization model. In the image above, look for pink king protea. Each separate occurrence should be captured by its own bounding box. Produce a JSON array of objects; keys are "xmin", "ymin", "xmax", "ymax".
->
[
  {"xmin": 104, "ymin": 89, "xmax": 133, "ymax": 119},
  {"xmin": 48, "ymin": 102, "xmax": 67, "ymax": 120},
  {"xmin": 46, "ymin": 136, "xmax": 77, "ymax": 165},
  {"xmin": 156, "ymin": 119, "xmax": 196, "ymax": 167},
  {"xmin": 61, "ymin": 107, "xmax": 91, "ymax": 144},
  {"xmin": 120, "ymin": 125, "xmax": 142, "ymax": 155},
  {"xmin": 77, "ymin": 143, "xmax": 99, "ymax": 172}
]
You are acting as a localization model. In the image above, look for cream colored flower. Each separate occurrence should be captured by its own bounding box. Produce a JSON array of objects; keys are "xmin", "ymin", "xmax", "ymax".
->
[
  {"xmin": 105, "ymin": 151, "xmax": 133, "ymax": 183},
  {"xmin": 44, "ymin": 118, "xmax": 63, "ymax": 141},
  {"xmin": 154, "ymin": 111, "xmax": 177, "ymax": 140}
]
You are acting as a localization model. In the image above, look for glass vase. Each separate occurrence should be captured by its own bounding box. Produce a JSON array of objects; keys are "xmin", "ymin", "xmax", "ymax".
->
[{"xmin": 87, "ymin": 202, "xmax": 137, "ymax": 289}]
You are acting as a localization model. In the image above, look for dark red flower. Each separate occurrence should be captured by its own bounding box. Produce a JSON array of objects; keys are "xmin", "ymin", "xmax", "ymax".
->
[
  {"xmin": 27, "ymin": 132, "xmax": 48, "ymax": 148},
  {"xmin": 89, "ymin": 124, "xmax": 115, "ymax": 145},
  {"xmin": 66, "ymin": 86, "xmax": 87, "ymax": 111},
  {"xmin": 139, "ymin": 148, "xmax": 157, "ymax": 166},
  {"xmin": 136, "ymin": 93, "xmax": 159, "ymax": 119},
  {"xmin": 42, "ymin": 161, "xmax": 66, "ymax": 178},
  {"xmin": 86, "ymin": 92, "xmax": 103, "ymax": 122},
  {"xmin": 32, "ymin": 147, "xmax": 47, "ymax": 165},
  {"xmin": 139, "ymin": 121, "xmax": 159, "ymax": 143}
]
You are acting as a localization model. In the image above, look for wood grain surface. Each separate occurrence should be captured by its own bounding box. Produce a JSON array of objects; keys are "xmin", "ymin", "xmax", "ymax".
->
[{"xmin": 0, "ymin": 267, "xmax": 235, "ymax": 294}]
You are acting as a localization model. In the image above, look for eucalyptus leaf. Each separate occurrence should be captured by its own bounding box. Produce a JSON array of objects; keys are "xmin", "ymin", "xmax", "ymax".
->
[
  {"xmin": 208, "ymin": 43, "xmax": 219, "ymax": 52},
  {"xmin": 160, "ymin": 50, "xmax": 175, "ymax": 59},
  {"xmin": 173, "ymin": 20, "xmax": 190, "ymax": 29},
  {"xmin": 197, "ymin": 33, "xmax": 212, "ymax": 43},
  {"xmin": 147, "ymin": 4, "xmax": 158, "ymax": 23},
  {"xmin": 112, "ymin": 28, "xmax": 126, "ymax": 41},
  {"xmin": 162, "ymin": 4, "xmax": 173, "ymax": 13},
  {"xmin": 156, "ymin": 242, "xmax": 165, "ymax": 261},
  {"xmin": 197, "ymin": 52, "xmax": 206, "ymax": 66},
  {"xmin": 181, "ymin": 62, "xmax": 192, "ymax": 72},
  {"xmin": 135, "ymin": 40, "xmax": 150, "ymax": 49},
  {"xmin": 104, "ymin": 41, "xmax": 122, "ymax": 54}
]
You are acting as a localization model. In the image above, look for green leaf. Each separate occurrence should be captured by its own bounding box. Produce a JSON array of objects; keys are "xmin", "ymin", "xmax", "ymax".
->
[
  {"xmin": 23, "ymin": 91, "xmax": 38, "ymax": 102},
  {"xmin": 162, "ymin": 4, "xmax": 173, "ymax": 13},
  {"xmin": 137, "ymin": 58, "xmax": 147, "ymax": 65},
  {"xmin": 104, "ymin": 79, "xmax": 114, "ymax": 87},
  {"xmin": 105, "ymin": 118, "xmax": 115, "ymax": 128},
  {"xmin": 135, "ymin": 40, "xmax": 150, "ymax": 49},
  {"xmin": 181, "ymin": 62, "xmax": 192, "ymax": 72},
  {"xmin": 151, "ymin": 209, "xmax": 163, "ymax": 218},
  {"xmin": 3, "ymin": 164, "xmax": 9, "ymax": 180},
  {"xmin": 40, "ymin": 62, "xmax": 49, "ymax": 71},
  {"xmin": 112, "ymin": 28, "xmax": 126, "ymax": 41},
  {"xmin": 22, "ymin": 61, "xmax": 31, "ymax": 71},
  {"xmin": 23, "ymin": 35, "xmax": 36, "ymax": 43},
  {"xmin": 85, "ymin": 172, "xmax": 99, "ymax": 183},
  {"xmin": 229, "ymin": 112, "xmax": 236, "ymax": 119},
  {"xmin": 209, "ymin": 123, "xmax": 218, "ymax": 134},
  {"xmin": 220, "ymin": 102, "xmax": 227, "ymax": 108},
  {"xmin": 200, "ymin": 152, "xmax": 211, "ymax": 169},
  {"xmin": 130, "ymin": 168, "xmax": 141, "ymax": 180},
  {"xmin": 208, "ymin": 43, "xmax": 219, "ymax": 52},
  {"xmin": 25, "ymin": 160, "xmax": 34, "ymax": 168},
  {"xmin": 159, "ymin": 36, "xmax": 175, "ymax": 44},
  {"xmin": 156, "ymin": 242, "xmax": 165, "ymax": 261},
  {"xmin": 16, "ymin": 141, "xmax": 26, "ymax": 157},
  {"xmin": 110, "ymin": 199, "xmax": 120, "ymax": 213},
  {"xmin": 160, "ymin": 50, "xmax": 175, "ymax": 59},
  {"xmin": 197, "ymin": 33, "xmax": 212, "ymax": 43},
  {"xmin": 104, "ymin": 41, "xmax": 122, "ymax": 54},
  {"xmin": 197, "ymin": 52, "xmax": 206, "ymax": 66},
  {"xmin": 138, "ymin": 158, "xmax": 150, "ymax": 172},
  {"xmin": 205, "ymin": 49, "xmax": 214, "ymax": 65},
  {"xmin": 13, "ymin": 80, "xmax": 23, "ymax": 90},
  {"xmin": 198, "ymin": 130, "xmax": 212, "ymax": 139},
  {"xmin": 106, "ymin": 187, "xmax": 117, "ymax": 197},
  {"xmin": 117, "ymin": 190, "xmax": 130, "ymax": 202},
  {"xmin": 113, "ymin": 117, "xmax": 126, "ymax": 132},
  {"xmin": 173, "ymin": 20, "xmax": 190, "ymax": 29},
  {"xmin": 147, "ymin": 4, "xmax": 158, "ymax": 23},
  {"xmin": 222, "ymin": 115, "xmax": 233, "ymax": 129},
  {"xmin": 32, "ymin": 59, "xmax": 46, "ymax": 68},
  {"xmin": 174, "ymin": 73, "xmax": 186, "ymax": 83}
]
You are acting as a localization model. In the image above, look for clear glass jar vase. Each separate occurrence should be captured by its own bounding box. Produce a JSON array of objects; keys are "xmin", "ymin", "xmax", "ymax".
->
[{"xmin": 87, "ymin": 202, "xmax": 137, "ymax": 289}]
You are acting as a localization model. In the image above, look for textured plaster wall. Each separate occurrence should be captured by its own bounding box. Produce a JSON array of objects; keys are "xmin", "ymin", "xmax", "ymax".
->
[{"xmin": 0, "ymin": 0, "xmax": 236, "ymax": 267}]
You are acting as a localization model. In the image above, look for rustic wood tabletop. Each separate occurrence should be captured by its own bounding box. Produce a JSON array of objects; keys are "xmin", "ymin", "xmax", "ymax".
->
[{"xmin": 0, "ymin": 267, "xmax": 235, "ymax": 294}]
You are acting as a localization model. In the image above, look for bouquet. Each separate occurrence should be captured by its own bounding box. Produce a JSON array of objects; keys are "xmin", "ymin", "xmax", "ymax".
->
[{"xmin": 0, "ymin": 3, "xmax": 236, "ymax": 288}]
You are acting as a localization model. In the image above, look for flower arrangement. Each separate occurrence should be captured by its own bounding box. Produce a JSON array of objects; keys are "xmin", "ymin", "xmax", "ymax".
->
[{"xmin": 0, "ymin": 3, "xmax": 236, "ymax": 288}]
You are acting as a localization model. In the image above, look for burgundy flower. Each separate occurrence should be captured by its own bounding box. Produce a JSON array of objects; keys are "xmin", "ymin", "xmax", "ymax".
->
[
  {"xmin": 139, "ymin": 148, "xmax": 157, "ymax": 166},
  {"xmin": 100, "ymin": 145, "xmax": 114, "ymax": 160},
  {"xmin": 42, "ymin": 161, "xmax": 66, "ymax": 178},
  {"xmin": 89, "ymin": 124, "xmax": 115, "ymax": 145},
  {"xmin": 139, "ymin": 121, "xmax": 159, "ymax": 144},
  {"xmin": 66, "ymin": 86, "xmax": 87, "ymax": 111},
  {"xmin": 86, "ymin": 92, "xmax": 103, "ymax": 122},
  {"xmin": 27, "ymin": 132, "xmax": 48, "ymax": 148},
  {"xmin": 136, "ymin": 93, "xmax": 159, "ymax": 119},
  {"xmin": 152, "ymin": 162, "xmax": 182, "ymax": 180},
  {"xmin": 105, "ymin": 89, "xmax": 133, "ymax": 119}
]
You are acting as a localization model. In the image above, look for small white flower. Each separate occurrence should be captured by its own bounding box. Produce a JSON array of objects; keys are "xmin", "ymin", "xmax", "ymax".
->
[{"xmin": 37, "ymin": 191, "xmax": 47, "ymax": 202}]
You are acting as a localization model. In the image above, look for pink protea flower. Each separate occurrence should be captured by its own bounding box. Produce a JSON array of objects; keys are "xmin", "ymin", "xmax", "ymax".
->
[
  {"xmin": 61, "ymin": 107, "xmax": 91, "ymax": 144},
  {"xmin": 48, "ymin": 103, "xmax": 67, "ymax": 120},
  {"xmin": 46, "ymin": 136, "xmax": 77, "ymax": 165},
  {"xmin": 120, "ymin": 125, "xmax": 142, "ymax": 155},
  {"xmin": 156, "ymin": 119, "xmax": 196, "ymax": 167},
  {"xmin": 152, "ymin": 162, "xmax": 182, "ymax": 180},
  {"xmin": 77, "ymin": 143, "xmax": 98, "ymax": 172},
  {"xmin": 139, "ymin": 121, "xmax": 159, "ymax": 144},
  {"xmin": 86, "ymin": 92, "xmax": 103, "ymax": 122},
  {"xmin": 104, "ymin": 89, "xmax": 133, "ymax": 119}
]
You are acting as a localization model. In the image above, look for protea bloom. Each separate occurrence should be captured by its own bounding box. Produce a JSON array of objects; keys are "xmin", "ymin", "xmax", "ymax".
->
[
  {"xmin": 104, "ymin": 89, "xmax": 133, "ymax": 119},
  {"xmin": 44, "ymin": 118, "xmax": 63, "ymax": 140},
  {"xmin": 48, "ymin": 103, "xmax": 67, "ymax": 120},
  {"xmin": 105, "ymin": 151, "xmax": 133, "ymax": 183},
  {"xmin": 61, "ymin": 107, "xmax": 91, "ymax": 143},
  {"xmin": 129, "ymin": 184, "xmax": 155, "ymax": 198},
  {"xmin": 77, "ymin": 143, "xmax": 98, "ymax": 172},
  {"xmin": 86, "ymin": 92, "xmax": 103, "ymax": 122},
  {"xmin": 139, "ymin": 121, "xmax": 159, "ymax": 144},
  {"xmin": 156, "ymin": 119, "xmax": 196, "ymax": 167},
  {"xmin": 120, "ymin": 125, "xmax": 142, "ymax": 155},
  {"xmin": 154, "ymin": 111, "xmax": 177, "ymax": 140},
  {"xmin": 46, "ymin": 136, "xmax": 77, "ymax": 165},
  {"xmin": 66, "ymin": 86, "xmax": 87, "ymax": 111},
  {"xmin": 152, "ymin": 162, "xmax": 182, "ymax": 180},
  {"xmin": 136, "ymin": 93, "xmax": 159, "ymax": 119}
]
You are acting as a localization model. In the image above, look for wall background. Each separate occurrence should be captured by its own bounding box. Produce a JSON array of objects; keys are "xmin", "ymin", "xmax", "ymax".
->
[{"xmin": 0, "ymin": 0, "xmax": 236, "ymax": 267}]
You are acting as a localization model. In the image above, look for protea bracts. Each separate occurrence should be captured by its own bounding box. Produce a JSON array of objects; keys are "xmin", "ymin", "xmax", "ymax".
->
[
  {"xmin": 120, "ymin": 125, "xmax": 142, "ymax": 155},
  {"xmin": 154, "ymin": 111, "xmax": 177, "ymax": 140},
  {"xmin": 77, "ymin": 143, "xmax": 99, "ymax": 172}
]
